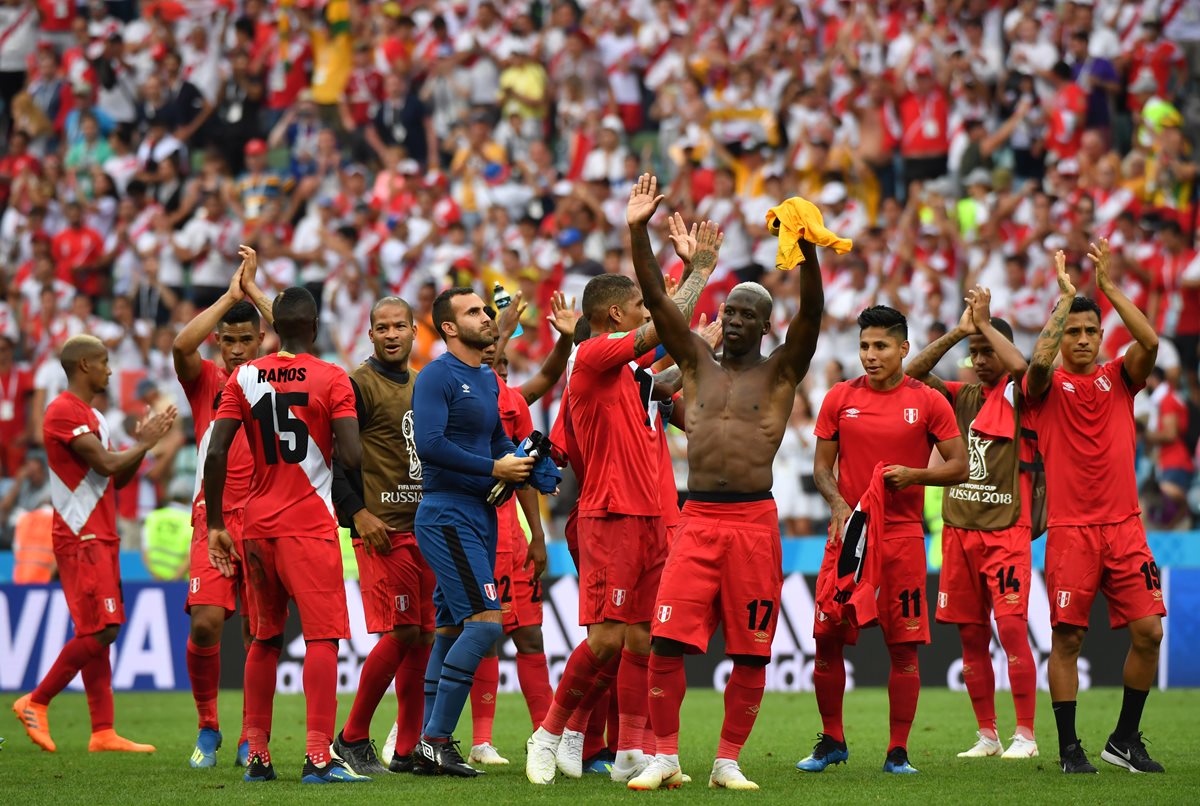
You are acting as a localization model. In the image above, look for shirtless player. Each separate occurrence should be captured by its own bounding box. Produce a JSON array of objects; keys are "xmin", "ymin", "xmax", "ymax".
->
[{"xmin": 622, "ymin": 174, "xmax": 825, "ymax": 791}]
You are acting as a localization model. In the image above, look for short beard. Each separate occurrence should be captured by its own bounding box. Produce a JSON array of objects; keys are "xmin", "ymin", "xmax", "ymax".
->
[{"xmin": 460, "ymin": 329, "xmax": 496, "ymax": 350}]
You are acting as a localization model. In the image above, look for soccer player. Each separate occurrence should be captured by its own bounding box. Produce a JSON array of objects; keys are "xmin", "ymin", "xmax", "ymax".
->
[
  {"xmin": 205, "ymin": 287, "xmax": 367, "ymax": 784},
  {"xmin": 623, "ymin": 176, "xmax": 826, "ymax": 790},
  {"xmin": 324, "ymin": 295, "xmax": 434, "ymax": 776},
  {"xmin": 526, "ymin": 176, "xmax": 719, "ymax": 786},
  {"xmin": 468, "ymin": 292, "xmax": 578, "ymax": 765},
  {"xmin": 798, "ymin": 305, "xmax": 967, "ymax": 775},
  {"xmin": 12, "ymin": 335, "xmax": 176, "ymax": 753},
  {"xmin": 410, "ymin": 288, "xmax": 534, "ymax": 777},
  {"xmin": 1024, "ymin": 243, "xmax": 1166, "ymax": 774},
  {"xmin": 905, "ymin": 287, "xmax": 1040, "ymax": 760},
  {"xmin": 174, "ymin": 246, "xmax": 274, "ymax": 768}
]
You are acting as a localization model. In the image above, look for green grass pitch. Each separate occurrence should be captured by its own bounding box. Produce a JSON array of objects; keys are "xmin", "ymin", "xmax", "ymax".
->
[{"xmin": 5, "ymin": 688, "xmax": 1198, "ymax": 804}]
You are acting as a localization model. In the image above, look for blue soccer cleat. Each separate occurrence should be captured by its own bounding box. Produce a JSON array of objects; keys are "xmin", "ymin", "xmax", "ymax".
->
[
  {"xmin": 235, "ymin": 740, "xmax": 250, "ymax": 767},
  {"xmin": 243, "ymin": 753, "xmax": 277, "ymax": 782},
  {"xmin": 189, "ymin": 728, "xmax": 222, "ymax": 768},
  {"xmin": 301, "ymin": 755, "xmax": 372, "ymax": 784},
  {"xmin": 883, "ymin": 747, "xmax": 920, "ymax": 774},
  {"xmin": 585, "ymin": 749, "xmax": 616, "ymax": 775},
  {"xmin": 795, "ymin": 733, "xmax": 849, "ymax": 772}
]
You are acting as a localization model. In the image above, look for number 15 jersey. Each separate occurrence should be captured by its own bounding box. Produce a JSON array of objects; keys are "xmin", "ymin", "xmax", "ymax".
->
[{"xmin": 216, "ymin": 351, "xmax": 357, "ymax": 541}]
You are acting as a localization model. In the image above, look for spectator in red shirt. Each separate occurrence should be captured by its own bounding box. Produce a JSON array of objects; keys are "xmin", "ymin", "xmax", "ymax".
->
[
  {"xmin": 50, "ymin": 200, "xmax": 105, "ymax": 298},
  {"xmin": 897, "ymin": 66, "xmax": 950, "ymax": 184},
  {"xmin": 1046, "ymin": 62, "xmax": 1087, "ymax": 161},
  {"xmin": 1146, "ymin": 368, "xmax": 1194, "ymax": 528},
  {"xmin": 0, "ymin": 334, "xmax": 34, "ymax": 477}
]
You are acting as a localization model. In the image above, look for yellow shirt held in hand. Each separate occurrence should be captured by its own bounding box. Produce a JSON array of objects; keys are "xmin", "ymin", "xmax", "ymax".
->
[{"xmin": 765, "ymin": 197, "xmax": 853, "ymax": 270}]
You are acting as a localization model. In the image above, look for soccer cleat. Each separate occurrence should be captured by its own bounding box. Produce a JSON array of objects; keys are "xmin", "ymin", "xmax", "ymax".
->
[
  {"xmin": 795, "ymin": 733, "xmax": 848, "ymax": 772},
  {"xmin": 709, "ymin": 758, "xmax": 759, "ymax": 790},
  {"xmin": 390, "ymin": 749, "xmax": 417, "ymax": 773},
  {"xmin": 301, "ymin": 755, "xmax": 372, "ymax": 783},
  {"xmin": 627, "ymin": 754, "xmax": 684, "ymax": 791},
  {"xmin": 584, "ymin": 748, "xmax": 615, "ymax": 774},
  {"xmin": 957, "ymin": 731, "xmax": 1003, "ymax": 758},
  {"xmin": 331, "ymin": 731, "xmax": 389, "ymax": 775},
  {"xmin": 526, "ymin": 728, "xmax": 559, "ymax": 785},
  {"xmin": 243, "ymin": 753, "xmax": 277, "ymax": 782},
  {"xmin": 610, "ymin": 749, "xmax": 650, "ymax": 783},
  {"xmin": 1001, "ymin": 734, "xmax": 1039, "ymax": 759},
  {"xmin": 883, "ymin": 747, "xmax": 919, "ymax": 774},
  {"xmin": 381, "ymin": 721, "xmax": 399, "ymax": 764},
  {"xmin": 88, "ymin": 729, "xmax": 156, "ymax": 753},
  {"xmin": 189, "ymin": 727, "xmax": 223, "ymax": 768},
  {"xmin": 557, "ymin": 729, "xmax": 585, "ymax": 778},
  {"xmin": 1059, "ymin": 742, "xmax": 1099, "ymax": 774},
  {"xmin": 1100, "ymin": 733, "xmax": 1164, "ymax": 773},
  {"xmin": 416, "ymin": 737, "xmax": 481, "ymax": 777},
  {"xmin": 469, "ymin": 743, "xmax": 509, "ymax": 765},
  {"xmin": 12, "ymin": 694, "xmax": 55, "ymax": 752},
  {"xmin": 235, "ymin": 740, "xmax": 250, "ymax": 767}
]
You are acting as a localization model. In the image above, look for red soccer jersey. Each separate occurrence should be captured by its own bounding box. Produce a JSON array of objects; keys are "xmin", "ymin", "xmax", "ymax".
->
[
  {"xmin": 1023, "ymin": 357, "xmax": 1142, "ymax": 527},
  {"xmin": 815, "ymin": 376, "xmax": 960, "ymax": 526},
  {"xmin": 215, "ymin": 352, "xmax": 357, "ymax": 540},
  {"xmin": 181, "ymin": 359, "xmax": 253, "ymax": 512},
  {"xmin": 0, "ymin": 365, "xmax": 33, "ymax": 441},
  {"xmin": 43, "ymin": 391, "xmax": 117, "ymax": 549},
  {"xmin": 1157, "ymin": 387, "xmax": 1192, "ymax": 473},
  {"xmin": 495, "ymin": 371, "xmax": 534, "ymax": 443},
  {"xmin": 570, "ymin": 331, "xmax": 662, "ymax": 517}
]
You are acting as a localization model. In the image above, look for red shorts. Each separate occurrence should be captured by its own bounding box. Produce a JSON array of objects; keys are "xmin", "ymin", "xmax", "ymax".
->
[
  {"xmin": 577, "ymin": 513, "xmax": 666, "ymax": 625},
  {"xmin": 1045, "ymin": 515, "xmax": 1168, "ymax": 629},
  {"xmin": 652, "ymin": 498, "xmax": 782, "ymax": 658},
  {"xmin": 355, "ymin": 532, "xmax": 436, "ymax": 634},
  {"xmin": 937, "ymin": 524, "xmax": 1031, "ymax": 625},
  {"xmin": 243, "ymin": 536, "xmax": 349, "ymax": 641},
  {"xmin": 499, "ymin": 551, "xmax": 544, "ymax": 633},
  {"xmin": 814, "ymin": 528, "xmax": 930, "ymax": 645},
  {"xmin": 55, "ymin": 538, "xmax": 123, "ymax": 636},
  {"xmin": 186, "ymin": 506, "xmax": 251, "ymax": 621}
]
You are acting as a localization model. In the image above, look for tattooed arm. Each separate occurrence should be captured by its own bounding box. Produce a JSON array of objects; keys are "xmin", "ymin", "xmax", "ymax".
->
[
  {"xmin": 1025, "ymin": 250, "xmax": 1075, "ymax": 401},
  {"xmin": 905, "ymin": 300, "xmax": 976, "ymax": 399}
]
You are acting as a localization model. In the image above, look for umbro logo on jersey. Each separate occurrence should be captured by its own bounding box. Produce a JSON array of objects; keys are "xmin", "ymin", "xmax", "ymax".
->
[
  {"xmin": 844, "ymin": 408, "xmax": 861, "ymax": 419},
  {"xmin": 461, "ymin": 384, "xmax": 471, "ymax": 393},
  {"xmin": 612, "ymin": 589, "xmax": 627, "ymax": 606},
  {"xmin": 1096, "ymin": 376, "xmax": 1111, "ymax": 392},
  {"xmin": 1062, "ymin": 381, "xmax": 1076, "ymax": 393},
  {"xmin": 903, "ymin": 408, "xmax": 919, "ymax": 424}
]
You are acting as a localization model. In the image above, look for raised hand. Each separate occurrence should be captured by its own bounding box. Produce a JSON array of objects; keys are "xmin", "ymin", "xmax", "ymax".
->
[
  {"xmin": 1089, "ymin": 238, "xmax": 1113, "ymax": 294},
  {"xmin": 667, "ymin": 211, "xmax": 698, "ymax": 265},
  {"xmin": 1054, "ymin": 249, "xmax": 1076, "ymax": 298},
  {"xmin": 546, "ymin": 290, "xmax": 580, "ymax": 338},
  {"xmin": 238, "ymin": 244, "xmax": 259, "ymax": 292},
  {"xmin": 134, "ymin": 405, "xmax": 178, "ymax": 448},
  {"xmin": 227, "ymin": 262, "xmax": 246, "ymax": 302},
  {"xmin": 691, "ymin": 219, "xmax": 724, "ymax": 275},
  {"xmin": 663, "ymin": 274, "xmax": 679, "ymax": 298},
  {"xmin": 496, "ymin": 289, "xmax": 528, "ymax": 340},
  {"xmin": 697, "ymin": 304, "xmax": 724, "ymax": 350},
  {"xmin": 626, "ymin": 172, "xmax": 665, "ymax": 227},
  {"xmin": 956, "ymin": 300, "xmax": 978, "ymax": 335},
  {"xmin": 966, "ymin": 286, "xmax": 992, "ymax": 327}
]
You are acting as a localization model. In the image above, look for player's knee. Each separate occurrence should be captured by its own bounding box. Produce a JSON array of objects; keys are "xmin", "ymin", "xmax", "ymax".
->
[
  {"xmin": 1051, "ymin": 626, "xmax": 1085, "ymax": 657},
  {"xmin": 651, "ymin": 637, "xmax": 686, "ymax": 658},
  {"xmin": 512, "ymin": 626, "xmax": 543, "ymax": 655},
  {"xmin": 586, "ymin": 624, "xmax": 625, "ymax": 661},
  {"xmin": 462, "ymin": 618, "xmax": 504, "ymax": 645},
  {"xmin": 96, "ymin": 624, "xmax": 120, "ymax": 646},
  {"xmin": 391, "ymin": 624, "xmax": 421, "ymax": 646},
  {"xmin": 189, "ymin": 609, "xmax": 225, "ymax": 645},
  {"xmin": 728, "ymin": 653, "xmax": 769, "ymax": 669},
  {"xmin": 1129, "ymin": 617, "xmax": 1163, "ymax": 653},
  {"xmin": 254, "ymin": 633, "xmax": 285, "ymax": 651}
]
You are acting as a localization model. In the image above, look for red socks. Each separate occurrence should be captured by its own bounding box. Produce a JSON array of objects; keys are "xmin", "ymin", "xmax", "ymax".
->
[
  {"xmin": 81, "ymin": 649, "xmax": 114, "ymax": 733},
  {"xmin": 303, "ymin": 639, "xmax": 339, "ymax": 762},
  {"xmin": 187, "ymin": 638, "xmax": 222, "ymax": 731},
  {"xmin": 470, "ymin": 656, "xmax": 500, "ymax": 746},
  {"xmin": 582, "ymin": 687, "xmax": 611, "ymax": 759},
  {"xmin": 566, "ymin": 653, "xmax": 619, "ymax": 732},
  {"xmin": 887, "ymin": 643, "xmax": 920, "ymax": 750},
  {"xmin": 343, "ymin": 633, "xmax": 406, "ymax": 743},
  {"xmin": 31, "ymin": 634, "xmax": 106, "ymax": 706},
  {"xmin": 515, "ymin": 651, "xmax": 553, "ymax": 728},
  {"xmin": 958, "ymin": 623, "xmax": 997, "ymax": 732},
  {"xmin": 395, "ymin": 641, "xmax": 431, "ymax": 755},
  {"xmin": 542, "ymin": 641, "xmax": 606, "ymax": 735},
  {"xmin": 813, "ymin": 636, "xmax": 846, "ymax": 742},
  {"xmin": 616, "ymin": 649, "xmax": 649, "ymax": 752},
  {"xmin": 717, "ymin": 663, "xmax": 765, "ymax": 761},
  {"xmin": 996, "ymin": 615, "xmax": 1036, "ymax": 732},
  {"xmin": 647, "ymin": 653, "xmax": 685, "ymax": 755},
  {"xmin": 244, "ymin": 640, "xmax": 282, "ymax": 760}
]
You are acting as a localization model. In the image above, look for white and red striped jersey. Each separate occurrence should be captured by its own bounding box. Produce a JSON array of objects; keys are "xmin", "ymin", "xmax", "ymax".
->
[
  {"xmin": 182, "ymin": 359, "xmax": 253, "ymax": 513},
  {"xmin": 45, "ymin": 391, "xmax": 117, "ymax": 548}
]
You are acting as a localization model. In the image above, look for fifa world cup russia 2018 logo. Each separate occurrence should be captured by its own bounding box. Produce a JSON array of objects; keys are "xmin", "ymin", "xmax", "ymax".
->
[
  {"xmin": 402, "ymin": 410, "xmax": 423, "ymax": 481},
  {"xmin": 967, "ymin": 431, "xmax": 993, "ymax": 483}
]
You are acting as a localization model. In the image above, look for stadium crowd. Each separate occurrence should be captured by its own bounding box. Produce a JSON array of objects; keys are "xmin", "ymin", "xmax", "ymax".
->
[{"xmin": 1, "ymin": 0, "xmax": 1199, "ymax": 563}]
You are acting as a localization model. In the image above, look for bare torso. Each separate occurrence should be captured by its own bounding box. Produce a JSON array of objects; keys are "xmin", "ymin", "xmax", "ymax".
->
[{"xmin": 683, "ymin": 351, "xmax": 797, "ymax": 493}]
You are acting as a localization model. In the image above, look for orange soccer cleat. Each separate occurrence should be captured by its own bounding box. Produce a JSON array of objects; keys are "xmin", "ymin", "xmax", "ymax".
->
[
  {"xmin": 88, "ymin": 729, "xmax": 157, "ymax": 753},
  {"xmin": 12, "ymin": 694, "xmax": 56, "ymax": 752}
]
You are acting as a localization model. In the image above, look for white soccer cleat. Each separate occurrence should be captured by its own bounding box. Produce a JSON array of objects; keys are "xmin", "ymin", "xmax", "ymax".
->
[
  {"xmin": 610, "ymin": 749, "xmax": 649, "ymax": 783},
  {"xmin": 526, "ymin": 728, "xmax": 560, "ymax": 785},
  {"xmin": 627, "ymin": 754, "xmax": 683, "ymax": 791},
  {"xmin": 709, "ymin": 758, "xmax": 759, "ymax": 790},
  {"xmin": 1002, "ymin": 734, "xmax": 1039, "ymax": 759},
  {"xmin": 556, "ymin": 729, "xmax": 585, "ymax": 779},
  {"xmin": 469, "ymin": 743, "xmax": 509, "ymax": 765},
  {"xmin": 381, "ymin": 721, "xmax": 399, "ymax": 765},
  {"xmin": 957, "ymin": 731, "xmax": 1004, "ymax": 758}
]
